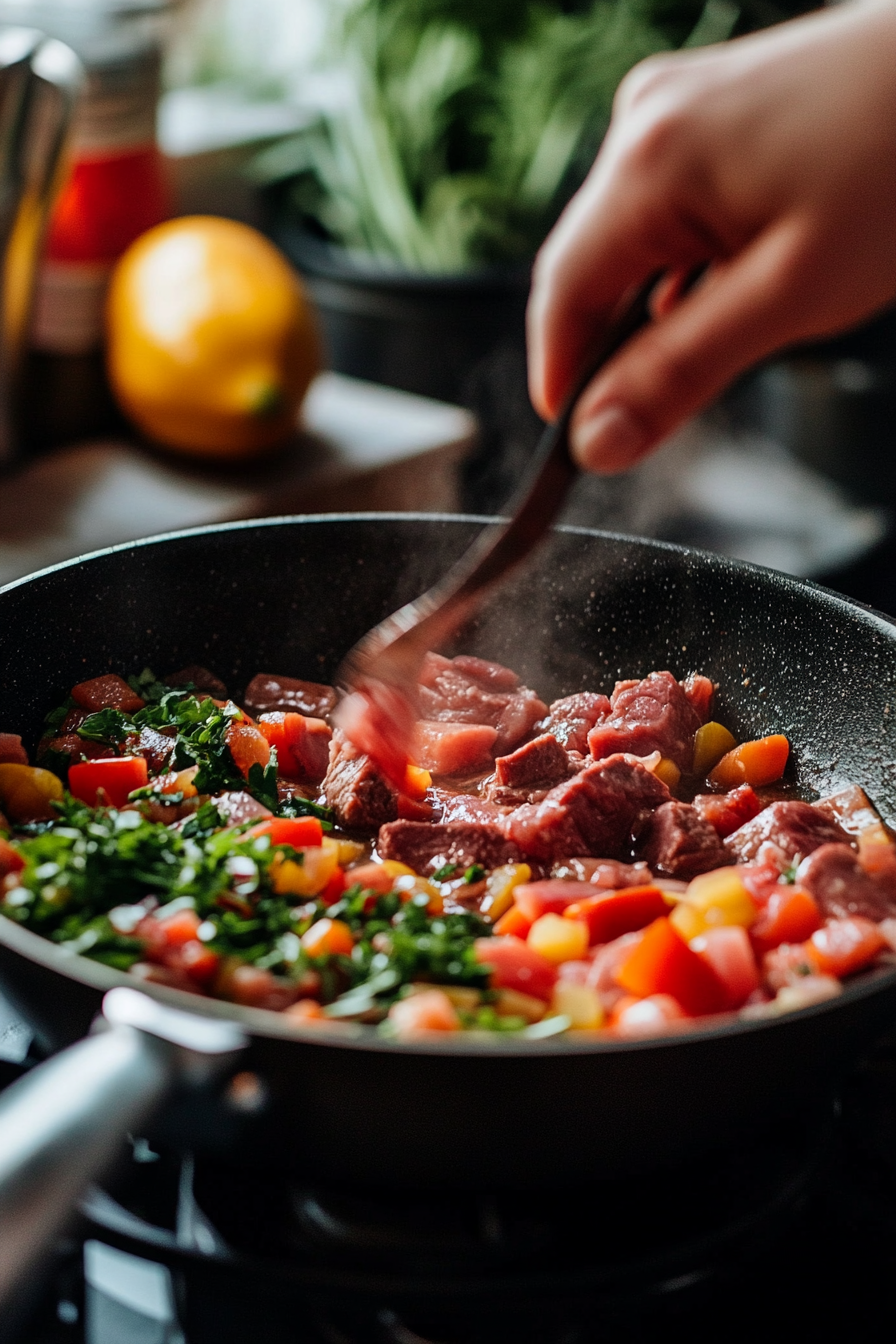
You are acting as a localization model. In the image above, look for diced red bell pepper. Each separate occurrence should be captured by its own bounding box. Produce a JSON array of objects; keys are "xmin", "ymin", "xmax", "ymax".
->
[
  {"xmin": 320, "ymin": 866, "xmax": 348, "ymax": 906},
  {"xmin": 68, "ymin": 755, "xmax": 149, "ymax": 808},
  {"xmin": 71, "ymin": 674, "xmax": 145, "ymax": 714},
  {"xmin": 177, "ymin": 940, "xmax": 220, "ymax": 986},
  {"xmin": 563, "ymin": 885, "xmax": 669, "ymax": 946},
  {"xmin": 751, "ymin": 886, "xmax": 822, "ymax": 952},
  {"xmin": 474, "ymin": 935, "xmax": 558, "ymax": 1001},
  {"xmin": 615, "ymin": 917, "xmax": 728, "ymax": 1016},
  {"xmin": 806, "ymin": 917, "xmax": 887, "ymax": 979},
  {"xmin": 249, "ymin": 816, "xmax": 324, "ymax": 849},
  {"xmin": 691, "ymin": 925, "xmax": 760, "ymax": 1009},
  {"xmin": 225, "ymin": 721, "xmax": 271, "ymax": 778},
  {"xmin": 694, "ymin": 784, "xmax": 762, "ymax": 839}
]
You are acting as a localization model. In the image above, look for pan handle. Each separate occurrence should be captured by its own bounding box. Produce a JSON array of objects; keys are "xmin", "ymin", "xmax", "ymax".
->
[{"xmin": 0, "ymin": 986, "xmax": 246, "ymax": 1306}]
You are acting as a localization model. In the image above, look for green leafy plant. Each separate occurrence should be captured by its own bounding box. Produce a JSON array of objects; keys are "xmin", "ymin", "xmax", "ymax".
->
[{"xmin": 256, "ymin": 0, "xmax": 784, "ymax": 272}]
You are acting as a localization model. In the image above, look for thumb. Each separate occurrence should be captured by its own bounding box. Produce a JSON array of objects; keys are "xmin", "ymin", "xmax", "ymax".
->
[{"xmin": 569, "ymin": 223, "xmax": 810, "ymax": 473}]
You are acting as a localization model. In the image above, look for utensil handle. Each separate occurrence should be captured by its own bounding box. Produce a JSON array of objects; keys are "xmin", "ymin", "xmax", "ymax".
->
[{"xmin": 0, "ymin": 987, "xmax": 246, "ymax": 1305}]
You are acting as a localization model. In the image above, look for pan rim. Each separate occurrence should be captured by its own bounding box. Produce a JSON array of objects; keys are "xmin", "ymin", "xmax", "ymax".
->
[{"xmin": 2, "ymin": 512, "xmax": 896, "ymax": 1058}]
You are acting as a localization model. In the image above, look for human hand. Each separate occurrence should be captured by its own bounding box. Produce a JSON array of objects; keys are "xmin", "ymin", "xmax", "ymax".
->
[{"xmin": 527, "ymin": 0, "xmax": 896, "ymax": 472}]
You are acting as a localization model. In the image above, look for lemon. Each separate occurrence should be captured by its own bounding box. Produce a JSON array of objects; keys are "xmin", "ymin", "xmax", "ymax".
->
[{"xmin": 106, "ymin": 215, "xmax": 321, "ymax": 458}]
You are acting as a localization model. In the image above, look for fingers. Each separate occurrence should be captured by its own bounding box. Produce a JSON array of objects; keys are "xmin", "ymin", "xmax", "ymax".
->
[{"xmin": 568, "ymin": 222, "xmax": 809, "ymax": 473}]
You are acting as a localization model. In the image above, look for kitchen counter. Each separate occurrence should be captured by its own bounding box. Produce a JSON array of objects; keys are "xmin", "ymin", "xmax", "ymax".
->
[{"xmin": 0, "ymin": 372, "xmax": 477, "ymax": 587}]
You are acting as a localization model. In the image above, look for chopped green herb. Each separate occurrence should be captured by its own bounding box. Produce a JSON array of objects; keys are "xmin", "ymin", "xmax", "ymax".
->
[
  {"xmin": 432, "ymin": 862, "xmax": 458, "ymax": 881},
  {"xmin": 463, "ymin": 864, "xmax": 485, "ymax": 884},
  {"xmin": 77, "ymin": 708, "xmax": 131, "ymax": 746}
]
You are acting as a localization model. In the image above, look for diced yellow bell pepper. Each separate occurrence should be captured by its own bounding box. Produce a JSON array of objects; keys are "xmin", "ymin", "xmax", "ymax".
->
[
  {"xmin": 380, "ymin": 859, "xmax": 416, "ymax": 880},
  {"xmin": 528, "ymin": 912, "xmax": 589, "ymax": 963},
  {"xmin": 480, "ymin": 863, "xmax": 532, "ymax": 921},
  {"xmin": 692, "ymin": 721, "xmax": 738, "ymax": 777},
  {"xmin": 493, "ymin": 988, "xmax": 546, "ymax": 1023},
  {"xmin": 551, "ymin": 981, "xmax": 605, "ymax": 1030},
  {"xmin": 669, "ymin": 866, "xmax": 757, "ymax": 940},
  {"xmin": 652, "ymin": 757, "xmax": 681, "ymax": 790},
  {"xmin": 0, "ymin": 764, "xmax": 63, "ymax": 822},
  {"xmin": 393, "ymin": 872, "xmax": 443, "ymax": 914},
  {"xmin": 333, "ymin": 838, "xmax": 366, "ymax": 867},
  {"xmin": 271, "ymin": 836, "xmax": 340, "ymax": 897}
]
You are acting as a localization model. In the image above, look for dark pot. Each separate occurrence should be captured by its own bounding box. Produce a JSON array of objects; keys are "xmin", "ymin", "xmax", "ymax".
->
[{"xmin": 263, "ymin": 206, "xmax": 530, "ymax": 405}]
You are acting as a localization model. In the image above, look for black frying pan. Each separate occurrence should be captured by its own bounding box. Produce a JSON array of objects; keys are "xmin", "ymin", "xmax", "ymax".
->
[{"xmin": 1, "ymin": 515, "xmax": 896, "ymax": 1287}]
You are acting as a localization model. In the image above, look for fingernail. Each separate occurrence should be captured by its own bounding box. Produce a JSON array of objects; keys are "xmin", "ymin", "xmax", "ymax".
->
[{"xmin": 571, "ymin": 405, "xmax": 647, "ymax": 473}]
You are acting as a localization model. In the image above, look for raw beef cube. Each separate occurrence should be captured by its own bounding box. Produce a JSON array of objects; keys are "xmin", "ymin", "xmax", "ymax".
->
[
  {"xmin": 213, "ymin": 791, "xmax": 272, "ymax": 825},
  {"xmin": 164, "ymin": 665, "xmax": 228, "ymax": 697},
  {"xmin": 587, "ymin": 671, "xmax": 702, "ymax": 772},
  {"xmin": 797, "ymin": 843, "xmax": 896, "ymax": 921},
  {"xmin": 417, "ymin": 653, "xmax": 547, "ymax": 753},
  {"xmin": 503, "ymin": 755, "xmax": 671, "ymax": 863},
  {"xmin": 322, "ymin": 732, "xmax": 397, "ymax": 831},
  {"xmin": 129, "ymin": 725, "xmax": 176, "ymax": 774},
  {"xmin": 243, "ymin": 673, "xmax": 337, "ymax": 721},
  {"xmin": 545, "ymin": 693, "xmax": 611, "ymax": 754},
  {"xmin": 430, "ymin": 789, "xmax": 508, "ymax": 825},
  {"xmin": 681, "ymin": 673, "xmax": 715, "ymax": 723},
  {"xmin": 494, "ymin": 734, "xmax": 571, "ymax": 791},
  {"xmin": 815, "ymin": 784, "xmax": 889, "ymax": 838},
  {"xmin": 378, "ymin": 820, "xmax": 525, "ymax": 874},
  {"xmin": 71, "ymin": 674, "xmax": 145, "ymax": 714},
  {"xmin": 411, "ymin": 721, "xmax": 497, "ymax": 776},
  {"xmin": 693, "ymin": 784, "xmax": 762, "ymax": 838},
  {"xmin": 725, "ymin": 801, "xmax": 850, "ymax": 865},
  {"xmin": 550, "ymin": 858, "xmax": 653, "ymax": 888},
  {"xmin": 638, "ymin": 801, "xmax": 732, "ymax": 879}
]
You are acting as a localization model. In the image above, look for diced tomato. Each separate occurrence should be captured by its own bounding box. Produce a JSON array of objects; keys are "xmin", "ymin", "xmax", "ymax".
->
[
  {"xmin": 751, "ymin": 886, "xmax": 822, "ymax": 952},
  {"xmin": 319, "ymin": 866, "xmax": 347, "ymax": 906},
  {"xmin": 694, "ymin": 785, "xmax": 762, "ymax": 839},
  {"xmin": 763, "ymin": 942, "xmax": 814, "ymax": 990},
  {"xmin": 68, "ymin": 755, "xmax": 149, "ymax": 808},
  {"xmin": 177, "ymin": 940, "xmax": 220, "ymax": 986},
  {"xmin": 615, "ymin": 917, "xmax": 727, "ymax": 1016},
  {"xmin": 217, "ymin": 961, "xmax": 298, "ymax": 1011},
  {"xmin": 157, "ymin": 908, "xmax": 202, "ymax": 947},
  {"xmin": 0, "ymin": 733, "xmax": 27, "ymax": 766},
  {"xmin": 249, "ymin": 816, "xmax": 324, "ymax": 849},
  {"xmin": 709, "ymin": 735, "xmax": 789, "ymax": 789},
  {"xmin": 225, "ymin": 721, "xmax": 271, "ymax": 779},
  {"xmin": 806, "ymin": 917, "xmax": 887, "ymax": 979},
  {"xmin": 563, "ymin": 885, "xmax": 669, "ymax": 945},
  {"xmin": 740, "ymin": 861, "xmax": 786, "ymax": 905},
  {"xmin": 0, "ymin": 836, "xmax": 25, "ymax": 876},
  {"xmin": 257, "ymin": 712, "xmax": 301, "ymax": 775},
  {"xmin": 410, "ymin": 720, "xmax": 498, "ymax": 777},
  {"xmin": 389, "ymin": 988, "xmax": 461, "ymax": 1038},
  {"xmin": 691, "ymin": 925, "xmax": 760, "ymax": 1009},
  {"xmin": 344, "ymin": 862, "xmax": 398, "ymax": 895},
  {"xmin": 301, "ymin": 917, "xmax": 355, "ymax": 959},
  {"xmin": 613, "ymin": 994, "xmax": 687, "ymax": 1036},
  {"xmin": 512, "ymin": 880, "xmax": 588, "ymax": 932},
  {"xmin": 71, "ymin": 674, "xmax": 145, "ymax": 714},
  {"xmin": 474, "ymin": 935, "xmax": 558, "ymax": 1001}
]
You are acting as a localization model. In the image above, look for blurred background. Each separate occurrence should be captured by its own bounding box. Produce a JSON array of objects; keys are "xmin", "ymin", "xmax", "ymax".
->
[{"xmin": 0, "ymin": 0, "xmax": 894, "ymax": 607}]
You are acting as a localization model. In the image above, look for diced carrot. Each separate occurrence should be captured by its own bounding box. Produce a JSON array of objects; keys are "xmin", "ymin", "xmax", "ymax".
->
[
  {"xmin": 563, "ymin": 885, "xmax": 669, "ymax": 945},
  {"xmin": 284, "ymin": 998, "xmax": 326, "ymax": 1023},
  {"xmin": 493, "ymin": 903, "xmax": 535, "ymax": 939},
  {"xmin": 71, "ymin": 674, "xmax": 145, "ymax": 714},
  {"xmin": 751, "ymin": 887, "xmax": 822, "ymax": 952},
  {"xmin": 301, "ymin": 917, "xmax": 355, "ymax": 959},
  {"xmin": 805, "ymin": 917, "xmax": 887, "ymax": 979},
  {"xmin": 709, "ymin": 734, "xmax": 789, "ymax": 789},
  {"xmin": 225, "ymin": 721, "xmax": 271, "ymax": 778},
  {"xmin": 157, "ymin": 908, "xmax": 202, "ymax": 946},
  {"xmin": 403, "ymin": 764, "xmax": 433, "ymax": 799},
  {"xmin": 615, "ymin": 916, "xmax": 727, "ymax": 1016}
]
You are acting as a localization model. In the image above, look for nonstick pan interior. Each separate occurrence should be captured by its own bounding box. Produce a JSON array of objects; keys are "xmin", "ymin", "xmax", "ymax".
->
[{"xmin": 1, "ymin": 514, "xmax": 896, "ymax": 1187}]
